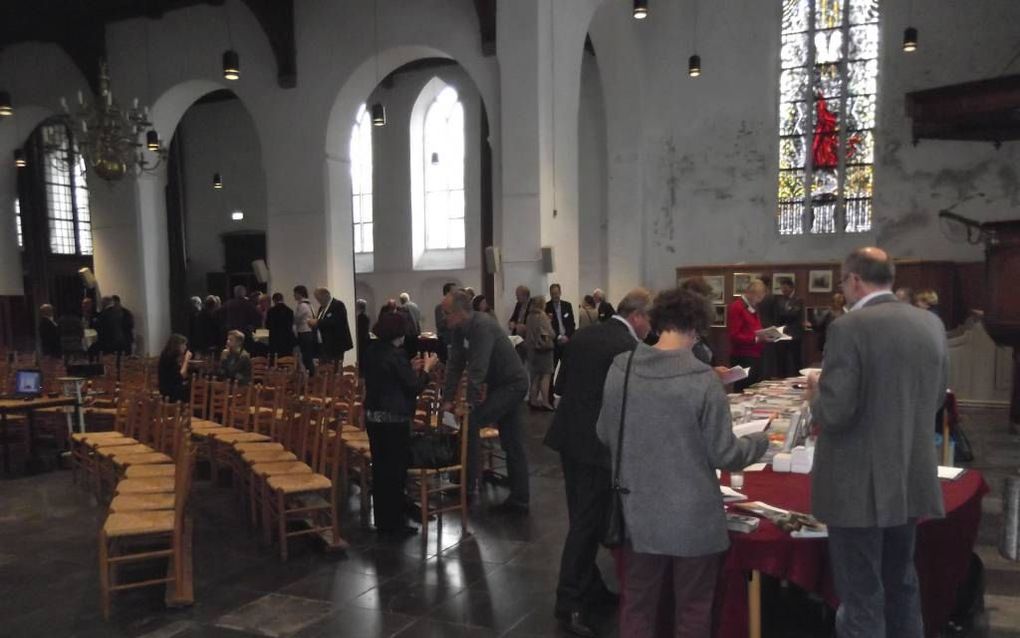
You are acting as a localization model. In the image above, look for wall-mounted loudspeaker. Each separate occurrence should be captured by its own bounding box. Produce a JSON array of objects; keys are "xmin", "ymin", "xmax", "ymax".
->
[
  {"xmin": 541, "ymin": 246, "xmax": 555, "ymax": 274},
  {"xmin": 484, "ymin": 246, "xmax": 502, "ymax": 274},
  {"xmin": 252, "ymin": 259, "xmax": 270, "ymax": 284},
  {"xmin": 78, "ymin": 267, "xmax": 97, "ymax": 290}
]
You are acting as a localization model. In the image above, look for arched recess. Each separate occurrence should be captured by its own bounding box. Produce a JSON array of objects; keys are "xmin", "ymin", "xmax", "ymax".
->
[
  {"xmin": 90, "ymin": 78, "xmax": 265, "ymax": 355},
  {"xmin": 323, "ymin": 45, "xmax": 495, "ymax": 346}
]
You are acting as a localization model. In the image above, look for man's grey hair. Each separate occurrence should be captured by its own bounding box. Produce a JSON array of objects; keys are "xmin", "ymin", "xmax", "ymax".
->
[
  {"xmin": 449, "ymin": 289, "xmax": 473, "ymax": 314},
  {"xmin": 399, "ymin": 292, "xmax": 410, "ymax": 304},
  {"xmin": 844, "ymin": 248, "xmax": 895, "ymax": 286},
  {"xmin": 233, "ymin": 285, "xmax": 247, "ymax": 299},
  {"xmin": 616, "ymin": 288, "xmax": 653, "ymax": 318}
]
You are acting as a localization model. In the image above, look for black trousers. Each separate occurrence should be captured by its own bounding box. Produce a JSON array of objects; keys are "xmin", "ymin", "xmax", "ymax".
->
[
  {"xmin": 297, "ymin": 332, "xmax": 316, "ymax": 376},
  {"xmin": 730, "ymin": 355, "xmax": 762, "ymax": 393},
  {"xmin": 366, "ymin": 421, "xmax": 411, "ymax": 531},
  {"xmin": 555, "ymin": 455, "xmax": 612, "ymax": 614},
  {"xmin": 776, "ymin": 339, "xmax": 803, "ymax": 378}
]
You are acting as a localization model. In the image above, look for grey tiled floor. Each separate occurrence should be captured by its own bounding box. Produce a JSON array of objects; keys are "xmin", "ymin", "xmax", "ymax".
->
[{"xmin": 1, "ymin": 407, "xmax": 1018, "ymax": 637}]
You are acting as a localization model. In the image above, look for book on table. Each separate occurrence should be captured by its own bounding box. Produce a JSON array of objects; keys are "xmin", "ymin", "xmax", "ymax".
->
[{"xmin": 719, "ymin": 365, "xmax": 750, "ymax": 385}]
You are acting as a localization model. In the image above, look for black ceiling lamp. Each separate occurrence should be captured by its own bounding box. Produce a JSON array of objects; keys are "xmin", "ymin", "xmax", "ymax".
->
[
  {"xmin": 903, "ymin": 27, "xmax": 918, "ymax": 53},
  {"xmin": 371, "ymin": 102, "xmax": 386, "ymax": 127},
  {"xmin": 213, "ymin": 172, "xmax": 223, "ymax": 189},
  {"xmin": 223, "ymin": 49, "xmax": 240, "ymax": 80},
  {"xmin": 14, "ymin": 148, "xmax": 26, "ymax": 168},
  {"xmin": 688, "ymin": 54, "xmax": 702, "ymax": 77},
  {"xmin": 0, "ymin": 90, "xmax": 12, "ymax": 117},
  {"xmin": 633, "ymin": 0, "xmax": 648, "ymax": 20},
  {"xmin": 430, "ymin": 152, "xmax": 439, "ymax": 165},
  {"xmin": 146, "ymin": 129, "xmax": 160, "ymax": 152}
]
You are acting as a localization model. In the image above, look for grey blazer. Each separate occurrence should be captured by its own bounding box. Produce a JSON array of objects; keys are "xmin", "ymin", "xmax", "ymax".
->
[{"xmin": 810, "ymin": 293, "xmax": 948, "ymax": 528}]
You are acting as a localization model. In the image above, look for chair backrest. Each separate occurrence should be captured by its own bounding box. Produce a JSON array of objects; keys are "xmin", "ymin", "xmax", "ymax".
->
[
  {"xmin": 154, "ymin": 401, "xmax": 181, "ymax": 455},
  {"xmin": 250, "ymin": 356, "xmax": 269, "ymax": 384},
  {"xmin": 226, "ymin": 384, "xmax": 253, "ymax": 431},
  {"xmin": 273, "ymin": 355, "xmax": 296, "ymax": 372},
  {"xmin": 307, "ymin": 401, "xmax": 328, "ymax": 471},
  {"xmin": 189, "ymin": 375, "xmax": 210, "ymax": 419},
  {"xmin": 173, "ymin": 435, "xmax": 197, "ymax": 531},
  {"xmin": 207, "ymin": 380, "xmax": 232, "ymax": 424}
]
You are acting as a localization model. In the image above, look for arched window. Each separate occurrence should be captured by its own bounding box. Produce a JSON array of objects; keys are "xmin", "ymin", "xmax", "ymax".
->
[
  {"xmin": 777, "ymin": 0, "xmax": 879, "ymax": 235},
  {"xmin": 42, "ymin": 123, "xmax": 92, "ymax": 254},
  {"xmin": 350, "ymin": 104, "xmax": 374, "ymax": 259},
  {"xmin": 411, "ymin": 78, "xmax": 465, "ymax": 270}
]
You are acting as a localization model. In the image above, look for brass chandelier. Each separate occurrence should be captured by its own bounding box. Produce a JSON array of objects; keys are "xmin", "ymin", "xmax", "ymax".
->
[{"xmin": 52, "ymin": 61, "xmax": 166, "ymax": 182}]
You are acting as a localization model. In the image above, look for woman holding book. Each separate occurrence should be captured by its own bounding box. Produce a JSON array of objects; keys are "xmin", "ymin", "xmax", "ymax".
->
[{"xmin": 727, "ymin": 278, "xmax": 768, "ymax": 392}]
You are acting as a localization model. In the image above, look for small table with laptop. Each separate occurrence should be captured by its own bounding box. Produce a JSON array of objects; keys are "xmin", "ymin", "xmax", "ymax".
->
[{"xmin": 0, "ymin": 369, "xmax": 80, "ymax": 477}]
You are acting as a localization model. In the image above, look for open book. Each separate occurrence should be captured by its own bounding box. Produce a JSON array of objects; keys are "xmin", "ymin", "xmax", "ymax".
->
[
  {"xmin": 719, "ymin": 365, "xmax": 750, "ymax": 385},
  {"xmin": 733, "ymin": 418, "xmax": 771, "ymax": 439},
  {"xmin": 755, "ymin": 325, "xmax": 793, "ymax": 342}
]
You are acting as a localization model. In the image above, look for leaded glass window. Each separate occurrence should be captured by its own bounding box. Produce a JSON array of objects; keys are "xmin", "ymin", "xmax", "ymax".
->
[
  {"xmin": 42, "ymin": 123, "xmax": 92, "ymax": 255},
  {"xmin": 778, "ymin": 0, "xmax": 878, "ymax": 235},
  {"xmin": 350, "ymin": 104, "xmax": 374, "ymax": 254},
  {"xmin": 14, "ymin": 197, "xmax": 22, "ymax": 249},
  {"xmin": 423, "ymin": 86, "xmax": 465, "ymax": 251}
]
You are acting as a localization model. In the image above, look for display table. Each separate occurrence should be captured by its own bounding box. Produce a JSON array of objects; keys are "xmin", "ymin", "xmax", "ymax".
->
[
  {"xmin": 714, "ymin": 468, "xmax": 988, "ymax": 638},
  {"xmin": 0, "ymin": 396, "xmax": 79, "ymax": 477}
]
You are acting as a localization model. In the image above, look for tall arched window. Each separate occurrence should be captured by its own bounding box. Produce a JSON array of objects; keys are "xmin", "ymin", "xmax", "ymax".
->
[
  {"xmin": 777, "ymin": 0, "xmax": 879, "ymax": 235},
  {"xmin": 350, "ymin": 104, "xmax": 374, "ymax": 265},
  {"xmin": 410, "ymin": 78, "xmax": 465, "ymax": 270},
  {"xmin": 43, "ymin": 123, "xmax": 92, "ymax": 255}
]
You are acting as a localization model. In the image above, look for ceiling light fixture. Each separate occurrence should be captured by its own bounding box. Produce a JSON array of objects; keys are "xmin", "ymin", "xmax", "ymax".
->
[
  {"xmin": 688, "ymin": 55, "xmax": 702, "ymax": 77},
  {"xmin": 213, "ymin": 172, "xmax": 223, "ymax": 189},
  {"xmin": 14, "ymin": 148, "xmax": 26, "ymax": 168},
  {"xmin": 633, "ymin": 0, "xmax": 648, "ymax": 20},
  {"xmin": 0, "ymin": 90, "xmax": 12, "ymax": 117},
  {"xmin": 431, "ymin": 152, "xmax": 439, "ymax": 165},
  {"xmin": 371, "ymin": 0, "xmax": 386, "ymax": 127},
  {"xmin": 371, "ymin": 102, "xmax": 386, "ymax": 126},
  {"xmin": 146, "ymin": 129, "xmax": 160, "ymax": 151},
  {"xmin": 231, "ymin": 210, "xmax": 244, "ymax": 221},
  {"xmin": 903, "ymin": 27, "xmax": 918, "ymax": 52},
  {"xmin": 223, "ymin": 49, "xmax": 240, "ymax": 80}
]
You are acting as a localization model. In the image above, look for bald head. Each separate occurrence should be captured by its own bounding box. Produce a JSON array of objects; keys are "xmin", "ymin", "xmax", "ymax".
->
[{"xmin": 842, "ymin": 247, "xmax": 895, "ymax": 305}]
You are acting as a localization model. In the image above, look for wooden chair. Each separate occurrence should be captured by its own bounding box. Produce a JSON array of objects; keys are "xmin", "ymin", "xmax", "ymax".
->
[
  {"xmin": 98, "ymin": 435, "xmax": 195, "ymax": 619},
  {"xmin": 250, "ymin": 356, "xmax": 269, "ymax": 385},
  {"xmin": 247, "ymin": 401, "xmax": 320, "ymax": 529},
  {"xmin": 407, "ymin": 401, "xmax": 471, "ymax": 537},
  {"xmin": 262, "ymin": 405, "xmax": 348, "ymax": 560},
  {"xmin": 189, "ymin": 375, "xmax": 210, "ymax": 421}
]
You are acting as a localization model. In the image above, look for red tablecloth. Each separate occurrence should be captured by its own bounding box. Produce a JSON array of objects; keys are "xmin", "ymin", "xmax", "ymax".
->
[{"xmin": 714, "ymin": 468, "xmax": 988, "ymax": 638}]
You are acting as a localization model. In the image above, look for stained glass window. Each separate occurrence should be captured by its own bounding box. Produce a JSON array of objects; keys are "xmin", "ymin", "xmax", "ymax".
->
[
  {"xmin": 42, "ymin": 123, "xmax": 92, "ymax": 255},
  {"xmin": 778, "ymin": 0, "xmax": 878, "ymax": 235},
  {"xmin": 350, "ymin": 104, "xmax": 374, "ymax": 254},
  {"xmin": 423, "ymin": 86, "xmax": 465, "ymax": 251}
]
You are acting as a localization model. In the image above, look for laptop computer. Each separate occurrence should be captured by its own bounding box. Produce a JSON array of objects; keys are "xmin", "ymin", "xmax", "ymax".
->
[{"xmin": 12, "ymin": 369, "xmax": 43, "ymax": 398}]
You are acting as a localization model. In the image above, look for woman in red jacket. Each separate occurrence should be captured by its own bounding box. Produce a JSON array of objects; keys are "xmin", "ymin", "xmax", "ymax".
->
[{"xmin": 727, "ymin": 279, "xmax": 768, "ymax": 392}]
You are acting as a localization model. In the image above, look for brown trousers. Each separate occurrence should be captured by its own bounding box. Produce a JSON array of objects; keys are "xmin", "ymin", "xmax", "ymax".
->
[{"xmin": 620, "ymin": 546, "xmax": 722, "ymax": 638}]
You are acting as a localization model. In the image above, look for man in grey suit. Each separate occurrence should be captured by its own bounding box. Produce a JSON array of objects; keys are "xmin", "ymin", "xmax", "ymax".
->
[
  {"xmin": 807, "ymin": 247, "xmax": 947, "ymax": 638},
  {"xmin": 441, "ymin": 289, "xmax": 530, "ymax": 513}
]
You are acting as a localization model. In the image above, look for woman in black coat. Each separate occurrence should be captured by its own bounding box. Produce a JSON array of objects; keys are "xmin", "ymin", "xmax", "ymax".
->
[
  {"xmin": 362, "ymin": 312, "xmax": 438, "ymax": 537},
  {"xmin": 158, "ymin": 334, "xmax": 193, "ymax": 404}
]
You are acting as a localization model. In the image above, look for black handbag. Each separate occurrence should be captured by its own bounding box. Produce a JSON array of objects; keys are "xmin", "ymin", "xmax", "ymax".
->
[
  {"xmin": 407, "ymin": 428, "xmax": 459, "ymax": 469},
  {"xmin": 602, "ymin": 347, "xmax": 637, "ymax": 549}
]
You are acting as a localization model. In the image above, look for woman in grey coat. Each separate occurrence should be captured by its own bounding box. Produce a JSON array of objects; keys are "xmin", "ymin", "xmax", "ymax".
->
[{"xmin": 597, "ymin": 287, "xmax": 768, "ymax": 637}]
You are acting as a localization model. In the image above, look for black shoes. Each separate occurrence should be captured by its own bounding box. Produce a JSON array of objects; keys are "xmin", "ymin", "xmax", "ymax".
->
[
  {"xmin": 556, "ymin": 610, "xmax": 596, "ymax": 637},
  {"xmin": 489, "ymin": 499, "xmax": 530, "ymax": 516}
]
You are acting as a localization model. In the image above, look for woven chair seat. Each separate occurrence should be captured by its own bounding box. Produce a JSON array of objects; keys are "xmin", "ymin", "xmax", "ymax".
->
[
  {"xmin": 241, "ymin": 449, "xmax": 298, "ymax": 463},
  {"xmin": 91, "ymin": 437, "xmax": 141, "ymax": 449},
  {"xmin": 103, "ymin": 510, "xmax": 175, "ymax": 537},
  {"xmin": 109, "ymin": 493, "xmax": 176, "ymax": 512},
  {"xmin": 123, "ymin": 464, "xmax": 176, "ymax": 478},
  {"xmin": 115, "ymin": 477, "xmax": 175, "ymax": 494},
  {"xmin": 233, "ymin": 441, "xmax": 285, "ymax": 453},
  {"xmin": 71, "ymin": 431, "xmax": 125, "ymax": 442},
  {"xmin": 99, "ymin": 444, "xmax": 155, "ymax": 457},
  {"xmin": 251, "ymin": 461, "xmax": 313, "ymax": 477},
  {"xmin": 267, "ymin": 472, "xmax": 331, "ymax": 493},
  {"xmin": 114, "ymin": 452, "xmax": 174, "ymax": 467},
  {"xmin": 211, "ymin": 432, "xmax": 271, "ymax": 443}
]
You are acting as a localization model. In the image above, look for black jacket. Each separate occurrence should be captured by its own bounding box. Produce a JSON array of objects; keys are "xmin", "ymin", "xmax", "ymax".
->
[
  {"xmin": 545, "ymin": 299, "xmax": 576, "ymax": 339},
  {"xmin": 596, "ymin": 301, "xmax": 615, "ymax": 322},
  {"xmin": 545, "ymin": 318, "xmax": 637, "ymax": 466},
  {"xmin": 775, "ymin": 293, "xmax": 805, "ymax": 338},
  {"xmin": 266, "ymin": 303, "xmax": 296, "ymax": 356},
  {"xmin": 316, "ymin": 298, "xmax": 354, "ymax": 359},
  {"xmin": 363, "ymin": 340, "xmax": 427, "ymax": 417},
  {"xmin": 96, "ymin": 306, "xmax": 128, "ymax": 353},
  {"xmin": 39, "ymin": 318, "xmax": 61, "ymax": 358}
]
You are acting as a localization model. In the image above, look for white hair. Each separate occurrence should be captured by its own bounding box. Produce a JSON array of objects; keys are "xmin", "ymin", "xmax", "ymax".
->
[{"xmin": 398, "ymin": 292, "xmax": 410, "ymax": 304}]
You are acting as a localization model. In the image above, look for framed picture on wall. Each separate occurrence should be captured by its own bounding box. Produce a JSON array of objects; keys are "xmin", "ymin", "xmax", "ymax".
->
[
  {"xmin": 704, "ymin": 275, "xmax": 726, "ymax": 304},
  {"xmin": 809, "ymin": 270, "xmax": 834, "ymax": 293},
  {"xmin": 712, "ymin": 304, "xmax": 727, "ymax": 327},
  {"xmin": 732, "ymin": 272, "xmax": 760, "ymax": 296},
  {"xmin": 772, "ymin": 273, "xmax": 796, "ymax": 294}
]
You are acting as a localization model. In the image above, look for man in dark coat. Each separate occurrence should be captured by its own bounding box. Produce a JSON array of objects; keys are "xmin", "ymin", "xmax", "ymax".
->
[
  {"xmin": 545, "ymin": 283, "xmax": 576, "ymax": 397},
  {"xmin": 544, "ymin": 288, "xmax": 653, "ymax": 637},
  {"xmin": 265, "ymin": 293, "xmax": 296, "ymax": 358},
  {"xmin": 774, "ymin": 277, "xmax": 805, "ymax": 377},
  {"xmin": 38, "ymin": 304, "xmax": 62, "ymax": 358},
  {"xmin": 355, "ymin": 299, "xmax": 371, "ymax": 373},
  {"xmin": 592, "ymin": 289, "xmax": 615, "ymax": 323},
  {"xmin": 309, "ymin": 287, "xmax": 354, "ymax": 366},
  {"xmin": 95, "ymin": 297, "xmax": 127, "ymax": 355},
  {"xmin": 216, "ymin": 285, "xmax": 262, "ymax": 345},
  {"xmin": 112, "ymin": 295, "xmax": 134, "ymax": 355}
]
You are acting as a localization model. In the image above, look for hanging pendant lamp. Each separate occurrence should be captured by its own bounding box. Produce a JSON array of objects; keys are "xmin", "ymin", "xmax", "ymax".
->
[
  {"xmin": 633, "ymin": 0, "xmax": 648, "ymax": 20},
  {"xmin": 688, "ymin": 54, "xmax": 701, "ymax": 77},
  {"xmin": 146, "ymin": 130, "xmax": 161, "ymax": 152},
  {"xmin": 223, "ymin": 49, "xmax": 240, "ymax": 80},
  {"xmin": 213, "ymin": 173, "xmax": 223, "ymax": 189},
  {"xmin": 371, "ymin": 102, "xmax": 386, "ymax": 127},
  {"xmin": 902, "ymin": 27, "xmax": 918, "ymax": 52},
  {"xmin": 14, "ymin": 148, "xmax": 26, "ymax": 168},
  {"xmin": 0, "ymin": 90, "xmax": 12, "ymax": 117}
]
